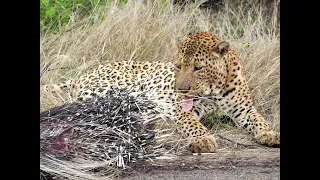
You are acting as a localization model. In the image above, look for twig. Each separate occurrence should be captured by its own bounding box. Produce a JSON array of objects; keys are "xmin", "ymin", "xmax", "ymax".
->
[{"xmin": 40, "ymin": 59, "xmax": 53, "ymax": 78}]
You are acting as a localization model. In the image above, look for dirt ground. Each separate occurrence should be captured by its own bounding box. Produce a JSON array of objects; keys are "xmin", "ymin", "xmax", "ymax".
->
[
  {"xmin": 120, "ymin": 132, "xmax": 280, "ymax": 180},
  {"xmin": 121, "ymin": 149, "xmax": 279, "ymax": 180}
]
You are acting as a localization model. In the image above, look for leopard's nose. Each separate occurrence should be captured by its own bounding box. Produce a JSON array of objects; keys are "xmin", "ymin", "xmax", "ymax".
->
[{"xmin": 175, "ymin": 73, "xmax": 192, "ymax": 93}]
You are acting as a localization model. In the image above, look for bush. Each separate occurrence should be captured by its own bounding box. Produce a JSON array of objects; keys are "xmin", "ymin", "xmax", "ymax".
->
[{"xmin": 40, "ymin": 0, "xmax": 128, "ymax": 34}]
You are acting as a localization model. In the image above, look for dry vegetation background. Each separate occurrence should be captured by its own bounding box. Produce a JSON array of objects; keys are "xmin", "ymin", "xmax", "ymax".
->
[{"xmin": 40, "ymin": 0, "xmax": 280, "ymax": 142}]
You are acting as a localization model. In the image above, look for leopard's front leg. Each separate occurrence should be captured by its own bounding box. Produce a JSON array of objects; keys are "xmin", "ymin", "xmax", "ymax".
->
[
  {"xmin": 219, "ymin": 84, "xmax": 280, "ymax": 147},
  {"xmin": 175, "ymin": 111, "xmax": 218, "ymax": 153},
  {"xmin": 244, "ymin": 108, "xmax": 280, "ymax": 147}
]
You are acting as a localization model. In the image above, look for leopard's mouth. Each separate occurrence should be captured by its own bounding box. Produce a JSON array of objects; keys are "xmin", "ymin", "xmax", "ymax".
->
[
  {"xmin": 182, "ymin": 94, "xmax": 201, "ymax": 111},
  {"xmin": 181, "ymin": 92, "xmax": 207, "ymax": 112},
  {"xmin": 182, "ymin": 96, "xmax": 194, "ymax": 112}
]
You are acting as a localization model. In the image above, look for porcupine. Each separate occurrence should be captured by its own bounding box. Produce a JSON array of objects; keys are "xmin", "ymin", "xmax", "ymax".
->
[{"xmin": 40, "ymin": 87, "xmax": 164, "ymax": 180}]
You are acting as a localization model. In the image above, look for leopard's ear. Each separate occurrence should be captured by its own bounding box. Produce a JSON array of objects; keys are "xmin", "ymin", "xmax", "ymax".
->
[{"xmin": 211, "ymin": 41, "xmax": 230, "ymax": 56}]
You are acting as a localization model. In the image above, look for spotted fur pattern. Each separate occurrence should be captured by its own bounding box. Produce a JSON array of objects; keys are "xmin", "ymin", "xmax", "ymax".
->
[{"xmin": 41, "ymin": 32, "xmax": 280, "ymax": 153}]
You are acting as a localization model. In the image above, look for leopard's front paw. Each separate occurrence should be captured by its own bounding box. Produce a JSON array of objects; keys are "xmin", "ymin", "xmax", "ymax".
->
[
  {"xmin": 255, "ymin": 131, "xmax": 280, "ymax": 147},
  {"xmin": 188, "ymin": 134, "xmax": 218, "ymax": 153}
]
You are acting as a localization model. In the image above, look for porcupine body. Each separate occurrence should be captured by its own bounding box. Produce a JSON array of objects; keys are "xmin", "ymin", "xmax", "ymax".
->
[{"xmin": 40, "ymin": 87, "xmax": 162, "ymax": 179}]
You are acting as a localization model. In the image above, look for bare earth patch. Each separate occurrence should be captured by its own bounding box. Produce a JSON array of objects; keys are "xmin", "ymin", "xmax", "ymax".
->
[{"xmin": 121, "ymin": 148, "xmax": 279, "ymax": 180}]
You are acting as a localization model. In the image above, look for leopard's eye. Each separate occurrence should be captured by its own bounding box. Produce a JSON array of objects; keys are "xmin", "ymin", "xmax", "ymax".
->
[
  {"xmin": 176, "ymin": 64, "xmax": 181, "ymax": 70},
  {"xmin": 194, "ymin": 66, "xmax": 202, "ymax": 71}
]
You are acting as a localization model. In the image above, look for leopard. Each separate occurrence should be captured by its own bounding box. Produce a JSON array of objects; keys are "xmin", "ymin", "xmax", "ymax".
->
[{"xmin": 41, "ymin": 32, "xmax": 280, "ymax": 153}]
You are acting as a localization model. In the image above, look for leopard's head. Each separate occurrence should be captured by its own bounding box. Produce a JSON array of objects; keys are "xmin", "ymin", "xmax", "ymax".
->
[{"xmin": 174, "ymin": 32, "xmax": 230, "ymax": 112}]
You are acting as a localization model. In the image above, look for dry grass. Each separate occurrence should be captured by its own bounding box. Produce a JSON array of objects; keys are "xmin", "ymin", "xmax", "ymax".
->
[{"xmin": 40, "ymin": 0, "xmax": 280, "ymax": 148}]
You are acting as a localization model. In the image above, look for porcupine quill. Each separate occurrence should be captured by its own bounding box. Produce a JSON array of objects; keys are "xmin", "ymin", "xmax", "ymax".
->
[{"xmin": 40, "ymin": 87, "xmax": 162, "ymax": 179}]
